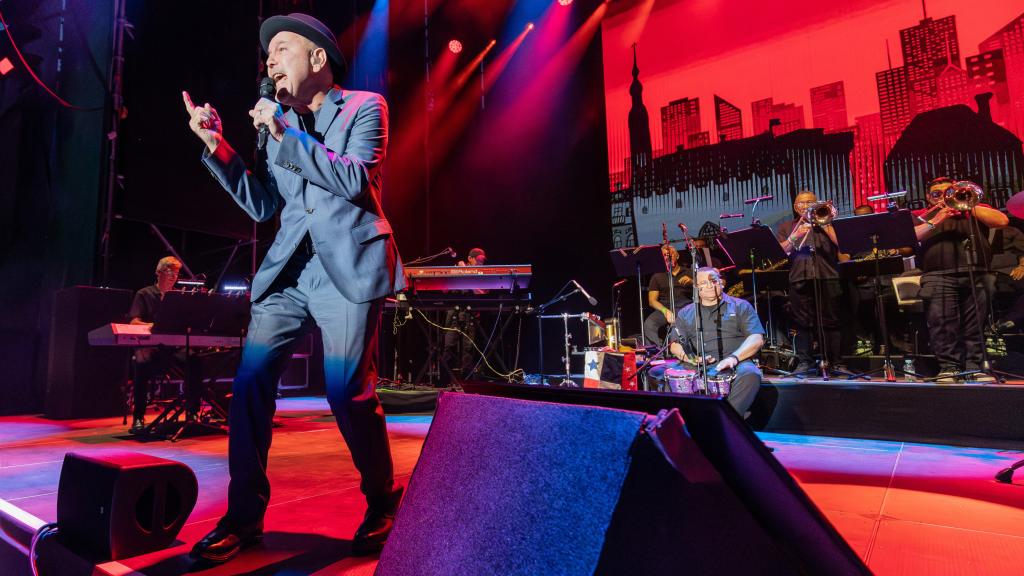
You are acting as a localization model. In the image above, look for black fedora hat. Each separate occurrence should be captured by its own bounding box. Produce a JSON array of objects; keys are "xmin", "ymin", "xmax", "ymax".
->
[{"xmin": 260, "ymin": 13, "xmax": 347, "ymax": 78}]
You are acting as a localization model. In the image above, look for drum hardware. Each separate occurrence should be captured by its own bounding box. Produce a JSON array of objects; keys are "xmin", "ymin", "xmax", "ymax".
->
[{"xmin": 664, "ymin": 363, "xmax": 736, "ymax": 396}]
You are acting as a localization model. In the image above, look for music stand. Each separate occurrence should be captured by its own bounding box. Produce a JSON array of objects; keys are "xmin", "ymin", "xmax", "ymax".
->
[
  {"xmin": 143, "ymin": 292, "xmax": 249, "ymax": 440},
  {"xmin": 832, "ymin": 210, "xmax": 916, "ymax": 382},
  {"xmin": 718, "ymin": 226, "xmax": 791, "ymax": 374},
  {"xmin": 609, "ymin": 245, "xmax": 673, "ymax": 349}
]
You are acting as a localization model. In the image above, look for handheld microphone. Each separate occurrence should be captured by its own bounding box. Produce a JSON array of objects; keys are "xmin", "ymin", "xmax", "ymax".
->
[
  {"xmin": 719, "ymin": 213, "xmax": 744, "ymax": 219},
  {"xmin": 257, "ymin": 77, "xmax": 276, "ymax": 151},
  {"xmin": 744, "ymin": 194, "xmax": 774, "ymax": 205},
  {"xmin": 572, "ymin": 280, "xmax": 598, "ymax": 306}
]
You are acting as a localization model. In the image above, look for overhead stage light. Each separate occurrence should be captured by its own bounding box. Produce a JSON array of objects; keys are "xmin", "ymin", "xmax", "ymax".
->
[
  {"xmin": 449, "ymin": 39, "xmax": 463, "ymax": 54},
  {"xmin": 525, "ymin": 22, "xmax": 535, "ymax": 31},
  {"xmin": 558, "ymin": 0, "xmax": 574, "ymax": 6}
]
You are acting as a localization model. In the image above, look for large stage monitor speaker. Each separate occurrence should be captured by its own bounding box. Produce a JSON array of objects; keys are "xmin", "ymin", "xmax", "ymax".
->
[
  {"xmin": 376, "ymin": 387, "xmax": 868, "ymax": 576},
  {"xmin": 56, "ymin": 451, "xmax": 198, "ymax": 561}
]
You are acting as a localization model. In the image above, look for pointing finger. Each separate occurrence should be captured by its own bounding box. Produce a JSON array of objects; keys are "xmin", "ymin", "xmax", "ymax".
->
[{"xmin": 182, "ymin": 91, "xmax": 196, "ymax": 113}]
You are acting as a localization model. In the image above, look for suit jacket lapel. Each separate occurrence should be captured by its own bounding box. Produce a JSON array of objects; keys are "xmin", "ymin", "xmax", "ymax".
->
[{"xmin": 315, "ymin": 87, "xmax": 345, "ymax": 137}]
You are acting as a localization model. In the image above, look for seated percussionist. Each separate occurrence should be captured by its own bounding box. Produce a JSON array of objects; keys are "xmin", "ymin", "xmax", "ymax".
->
[{"xmin": 659, "ymin": 266, "xmax": 765, "ymax": 417}]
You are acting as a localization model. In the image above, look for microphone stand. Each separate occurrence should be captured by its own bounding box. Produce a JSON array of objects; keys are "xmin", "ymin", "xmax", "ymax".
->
[
  {"xmin": 679, "ymin": 225, "xmax": 709, "ymax": 387},
  {"xmin": 405, "ymin": 248, "xmax": 457, "ymax": 266},
  {"xmin": 535, "ymin": 282, "xmax": 587, "ymax": 387}
]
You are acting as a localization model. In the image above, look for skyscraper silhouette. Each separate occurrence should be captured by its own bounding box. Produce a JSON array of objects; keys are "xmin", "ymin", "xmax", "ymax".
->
[
  {"xmin": 876, "ymin": 65, "xmax": 912, "ymax": 141},
  {"xmin": 628, "ymin": 44, "xmax": 654, "ymax": 198},
  {"xmin": 967, "ymin": 49, "xmax": 1010, "ymax": 128},
  {"xmin": 900, "ymin": 15, "xmax": 959, "ymax": 114},
  {"xmin": 810, "ymin": 81, "xmax": 849, "ymax": 133},
  {"xmin": 661, "ymin": 97, "xmax": 701, "ymax": 153},
  {"xmin": 714, "ymin": 95, "xmax": 743, "ymax": 142},
  {"xmin": 979, "ymin": 13, "xmax": 1024, "ymax": 138}
]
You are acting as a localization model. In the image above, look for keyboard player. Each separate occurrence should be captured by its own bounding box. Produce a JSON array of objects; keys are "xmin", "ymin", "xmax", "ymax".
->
[
  {"xmin": 442, "ymin": 248, "xmax": 487, "ymax": 381},
  {"xmin": 127, "ymin": 256, "xmax": 199, "ymax": 433}
]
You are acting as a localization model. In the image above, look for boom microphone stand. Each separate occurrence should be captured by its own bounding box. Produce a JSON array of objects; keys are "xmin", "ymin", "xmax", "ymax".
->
[{"xmin": 678, "ymin": 223, "xmax": 709, "ymax": 385}]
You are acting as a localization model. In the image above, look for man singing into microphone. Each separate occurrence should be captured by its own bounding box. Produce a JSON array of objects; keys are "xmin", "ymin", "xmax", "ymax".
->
[{"xmin": 182, "ymin": 13, "xmax": 404, "ymax": 563}]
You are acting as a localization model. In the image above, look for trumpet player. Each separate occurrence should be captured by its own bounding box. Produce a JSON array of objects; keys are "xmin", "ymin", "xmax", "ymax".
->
[
  {"xmin": 777, "ymin": 190, "xmax": 846, "ymax": 376},
  {"xmin": 913, "ymin": 177, "xmax": 1008, "ymax": 382}
]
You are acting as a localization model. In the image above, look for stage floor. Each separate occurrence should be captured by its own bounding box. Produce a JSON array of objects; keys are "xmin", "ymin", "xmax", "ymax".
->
[{"xmin": 1, "ymin": 397, "xmax": 1023, "ymax": 575}]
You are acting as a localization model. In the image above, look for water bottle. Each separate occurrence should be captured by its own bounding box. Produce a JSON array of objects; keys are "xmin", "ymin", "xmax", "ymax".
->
[{"xmin": 902, "ymin": 356, "xmax": 917, "ymax": 381}]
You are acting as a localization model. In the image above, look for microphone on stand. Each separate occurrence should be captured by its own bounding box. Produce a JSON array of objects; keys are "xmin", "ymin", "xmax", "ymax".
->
[
  {"xmin": 719, "ymin": 213, "xmax": 744, "ymax": 219},
  {"xmin": 257, "ymin": 77, "xmax": 276, "ymax": 151},
  {"xmin": 446, "ymin": 247, "xmax": 457, "ymax": 258},
  {"xmin": 572, "ymin": 280, "xmax": 598, "ymax": 306},
  {"xmin": 612, "ymin": 279, "xmax": 627, "ymax": 289},
  {"xmin": 744, "ymin": 194, "xmax": 774, "ymax": 205}
]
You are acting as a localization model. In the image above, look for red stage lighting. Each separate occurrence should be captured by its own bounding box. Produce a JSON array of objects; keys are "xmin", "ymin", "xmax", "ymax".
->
[
  {"xmin": 0, "ymin": 57, "xmax": 13, "ymax": 76},
  {"xmin": 558, "ymin": 0, "xmax": 574, "ymax": 6},
  {"xmin": 448, "ymin": 39, "xmax": 463, "ymax": 54},
  {"xmin": 526, "ymin": 22, "xmax": 535, "ymax": 31}
]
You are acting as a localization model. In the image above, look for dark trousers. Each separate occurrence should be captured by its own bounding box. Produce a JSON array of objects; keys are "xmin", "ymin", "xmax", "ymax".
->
[
  {"xmin": 790, "ymin": 278, "xmax": 842, "ymax": 366},
  {"xmin": 224, "ymin": 251, "xmax": 394, "ymax": 527},
  {"xmin": 920, "ymin": 272, "xmax": 989, "ymax": 372},
  {"xmin": 132, "ymin": 348, "xmax": 200, "ymax": 421},
  {"xmin": 642, "ymin": 310, "xmax": 670, "ymax": 347},
  {"xmin": 442, "ymin": 309, "xmax": 477, "ymax": 378}
]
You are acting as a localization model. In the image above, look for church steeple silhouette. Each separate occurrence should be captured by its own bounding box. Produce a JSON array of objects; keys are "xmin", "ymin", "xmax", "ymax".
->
[{"xmin": 628, "ymin": 43, "xmax": 653, "ymax": 191}]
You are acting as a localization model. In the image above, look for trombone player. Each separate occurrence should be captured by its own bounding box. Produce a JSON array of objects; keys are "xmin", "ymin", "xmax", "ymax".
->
[
  {"xmin": 777, "ymin": 190, "xmax": 847, "ymax": 376},
  {"xmin": 913, "ymin": 177, "xmax": 1007, "ymax": 382}
]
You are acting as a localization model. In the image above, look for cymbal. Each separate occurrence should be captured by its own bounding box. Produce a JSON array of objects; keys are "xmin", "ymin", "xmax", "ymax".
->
[{"xmin": 1006, "ymin": 191, "xmax": 1024, "ymax": 219}]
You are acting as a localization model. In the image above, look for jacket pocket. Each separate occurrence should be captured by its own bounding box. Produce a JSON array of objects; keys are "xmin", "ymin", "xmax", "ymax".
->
[{"xmin": 351, "ymin": 218, "xmax": 393, "ymax": 244}]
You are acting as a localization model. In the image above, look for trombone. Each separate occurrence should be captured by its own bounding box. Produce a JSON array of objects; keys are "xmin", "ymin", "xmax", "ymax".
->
[
  {"xmin": 916, "ymin": 180, "xmax": 984, "ymax": 224},
  {"xmin": 795, "ymin": 201, "xmax": 837, "ymax": 250}
]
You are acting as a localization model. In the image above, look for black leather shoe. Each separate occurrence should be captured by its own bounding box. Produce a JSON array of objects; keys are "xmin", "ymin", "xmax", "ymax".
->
[
  {"xmin": 190, "ymin": 521, "xmax": 263, "ymax": 564},
  {"xmin": 352, "ymin": 486, "xmax": 404, "ymax": 556}
]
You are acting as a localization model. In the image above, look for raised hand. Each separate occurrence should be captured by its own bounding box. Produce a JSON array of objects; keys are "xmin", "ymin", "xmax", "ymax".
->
[{"xmin": 182, "ymin": 91, "xmax": 222, "ymax": 152}]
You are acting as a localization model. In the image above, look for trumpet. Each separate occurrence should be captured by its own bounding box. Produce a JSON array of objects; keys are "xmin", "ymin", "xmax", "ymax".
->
[
  {"xmin": 917, "ymin": 180, "xmax": 985, "ymax": 223},
  {"xmin": 795, "ymin": 201, "xmax": 836, "ymax": 250}
]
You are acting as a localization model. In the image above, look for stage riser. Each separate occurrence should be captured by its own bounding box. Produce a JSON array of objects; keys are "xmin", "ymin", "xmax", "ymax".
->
[{"xmin": 757, "ymin": 381, "xmax": 1024, "ymax": 449}]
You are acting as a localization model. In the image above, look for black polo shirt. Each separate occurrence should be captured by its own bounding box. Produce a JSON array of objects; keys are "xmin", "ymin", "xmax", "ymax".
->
[{"xmin": 672, "ymin": 294, "xmax": 764, "ymax": 359}]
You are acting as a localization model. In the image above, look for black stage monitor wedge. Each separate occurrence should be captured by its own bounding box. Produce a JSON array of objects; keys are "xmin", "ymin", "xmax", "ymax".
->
[
  {"xmin": 377, "ymin": 386, "xmax": 869, "ymax": 576},
  {"xmin": 56, "ymin": 451, "xmax": 198, "ymax": 561}
]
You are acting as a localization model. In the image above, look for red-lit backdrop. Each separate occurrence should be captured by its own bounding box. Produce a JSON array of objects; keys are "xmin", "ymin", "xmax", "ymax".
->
[{"xmin": 602, "ymin": 0, "xmax": 1024, "ymax": 248}]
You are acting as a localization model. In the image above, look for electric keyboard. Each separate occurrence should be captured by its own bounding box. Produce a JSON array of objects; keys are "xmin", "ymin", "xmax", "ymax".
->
[
  {"xmin": 87, "ymin": 323, "xmax": 244, "ymax": 348},
  {"xmin": 404, "ymin": 265, "xmax": 532, "ymax": 291}
]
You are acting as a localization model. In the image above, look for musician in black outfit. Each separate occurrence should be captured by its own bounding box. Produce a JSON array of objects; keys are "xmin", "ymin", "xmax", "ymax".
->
[
  {"xmin": 127, "ymin": 256, "xmax": 200, "ymax": 432},
  {"xmin": 776, "ymin": 190, "xmax": 846, "ymax": 375},
  {"xmin": 643, "ymin": 245, "xmax": 692, "ymax": 346},
  {"xmin": 441, "ymin": 248, "xmax": 487, "ymax": 381},
  {"xmin": 912, "ymin": 177, "xmax": 1008, "ymax": 382}
]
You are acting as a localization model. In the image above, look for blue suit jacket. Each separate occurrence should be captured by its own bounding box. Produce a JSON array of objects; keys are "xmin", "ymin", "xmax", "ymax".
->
[{"xmin": 203, "ymin": 88, "xmax": 405, "ymax": 303}]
